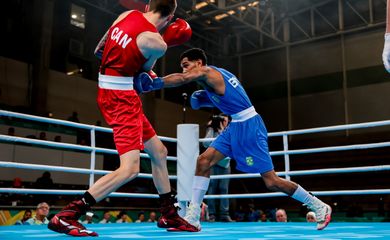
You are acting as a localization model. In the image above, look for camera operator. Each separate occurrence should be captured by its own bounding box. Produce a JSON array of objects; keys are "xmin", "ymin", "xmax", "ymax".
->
[{"xmin": 203, "ymin": 114, "xmax": 234, "ymax": 222}]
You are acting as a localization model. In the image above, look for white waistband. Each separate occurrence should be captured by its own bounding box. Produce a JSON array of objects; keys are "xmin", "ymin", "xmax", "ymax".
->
[
  {"xmin": 98, "ymin": 73, "xmax": 134, "ymax": 90},
  {"xmin": 231, "ymin": 106, "xmax": 257, "ymax": 122}
]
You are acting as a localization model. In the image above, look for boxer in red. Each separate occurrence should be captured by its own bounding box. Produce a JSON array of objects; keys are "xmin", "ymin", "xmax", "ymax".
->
[{"xmin": 48, "ymin": 0, "xmax": 196, "ymax": 236}]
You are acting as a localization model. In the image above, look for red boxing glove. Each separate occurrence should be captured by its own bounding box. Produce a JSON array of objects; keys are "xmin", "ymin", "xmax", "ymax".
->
[{"xmin": 162, "ymin": 18, "xmax": 192, "ymax": 47}]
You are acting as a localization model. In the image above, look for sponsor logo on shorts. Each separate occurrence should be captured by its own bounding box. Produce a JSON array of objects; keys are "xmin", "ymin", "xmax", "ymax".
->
[{"xmin": 246, "ymin": 156, "xmax": 254, "ymax": 166}]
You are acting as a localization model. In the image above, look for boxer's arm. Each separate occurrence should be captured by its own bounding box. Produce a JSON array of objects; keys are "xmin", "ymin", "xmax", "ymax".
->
[
  {"xmin": 162, "ymin": 66, "xmax": 209, "ymax": 87},
  {"xmin": 138, "ymin": 32, "xmax": 167, "ymax": 71}
]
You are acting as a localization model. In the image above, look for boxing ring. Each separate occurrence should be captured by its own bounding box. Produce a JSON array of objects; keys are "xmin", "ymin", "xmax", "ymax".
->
[
  {"xmin": 0, "ymin": 110, "xmax": 390, "ymax": 239},
  {"xmin": 0, "ymin": 222, "xmax": 390, "ymax": 239}
]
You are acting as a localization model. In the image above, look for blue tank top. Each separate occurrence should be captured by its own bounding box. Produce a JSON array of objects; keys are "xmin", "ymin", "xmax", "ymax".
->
[{"xmin": 205, "ymin": 66, "xmax": 253, "ymax": 115}]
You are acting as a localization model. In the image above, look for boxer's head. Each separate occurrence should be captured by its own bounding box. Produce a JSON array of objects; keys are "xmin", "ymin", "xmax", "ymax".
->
[
  {"xmin": 180, "ymin": 48, "xmax": 207, "ymax": 73},
  {"xmin": 149, "ymin": 0, "xmax": 177, "ymax": 28}
]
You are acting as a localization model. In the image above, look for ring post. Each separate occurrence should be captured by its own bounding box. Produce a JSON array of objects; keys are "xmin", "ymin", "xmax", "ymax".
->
[{"xmin": 177, "ymin": 124, "xmax": 199, "ymax": 217}]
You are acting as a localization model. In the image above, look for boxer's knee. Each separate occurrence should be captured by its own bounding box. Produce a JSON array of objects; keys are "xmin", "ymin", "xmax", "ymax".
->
[
  {"xmin": 263, "ymin": 174, "xmax": 283, "ymax": 192},
  {"xmin": 117, "ymin": 166, "xmax": 139, "ymax": 181},
  {"xmin": 156, "ymin": 145, "xmax": 168, "ymax": 161}
]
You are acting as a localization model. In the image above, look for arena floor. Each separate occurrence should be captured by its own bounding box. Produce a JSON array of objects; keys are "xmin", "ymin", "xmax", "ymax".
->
[{"xmin": 1, "ymin": 222, "xmax": 390, "ymax": 239}]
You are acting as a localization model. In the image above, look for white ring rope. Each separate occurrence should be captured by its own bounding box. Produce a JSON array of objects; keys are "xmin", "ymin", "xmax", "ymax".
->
[
  {"xmin": 0, "ymin": 161, "xmax": 177, "ymax": 180},
  {"xmin": 0, "ymin": 188, "xmax": 389, "ymax": 199},
  {"xmin": 1, "ymin": 110, "xmax": 390, "ymax": 199},
  {"xmin": 0, "ymin": 188, "xmax": 159, "ymax": 198},
  {"xmin": 269, "ymin": 141, "xmax": 390, "ymax": 156},
  {"xmin": 267, "ymin": 119, "xmax": 390, "ymax": 137},
  {"xmin": 208, "ymin": 165, "xmax": 390, "ymax": 179},
  {"xmin": 0, "ymin": 135, "xmax": 177, "ymax": 161},
  {"xmin": 0, "ymin": 110, "xmax": 177, "ymax": 143},
  {"xmin": 0, "ymin": 161, "xmax": 387, "ymax": 180},
  {"xmin": 204, "ymin": 189, "xmax": 390, "ymax": 199}
]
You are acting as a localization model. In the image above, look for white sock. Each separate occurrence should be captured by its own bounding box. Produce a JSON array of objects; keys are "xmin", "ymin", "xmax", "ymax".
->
[
  {"xmin": 191, "ymin": 176, "xmax": 210, "ymax": 206},
  {"xmin": 291, "ymin": 185, "xmax": 317, "ymax": 205}
]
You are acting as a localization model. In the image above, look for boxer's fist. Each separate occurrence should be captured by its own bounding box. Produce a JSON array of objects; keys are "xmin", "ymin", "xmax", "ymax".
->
[
  {"xmin": 383, "ymin": 34, "xmax": 390, "ymax": 73},
  {"xmin": 134, "ymin": 71, "xmax": 164, "ymax": 93},
  {"xmin": 190, "ymin": 90, "xmax": 214, "ymax": 110},
  {"xmin": 162, "ymin": 18, "xmax": 192, "ymax": 47}
]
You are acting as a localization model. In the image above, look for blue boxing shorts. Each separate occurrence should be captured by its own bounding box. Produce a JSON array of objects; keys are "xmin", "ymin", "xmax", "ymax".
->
[{"xmin": 210, "ymin": 108, "xmax": 274, "ymax": 174}]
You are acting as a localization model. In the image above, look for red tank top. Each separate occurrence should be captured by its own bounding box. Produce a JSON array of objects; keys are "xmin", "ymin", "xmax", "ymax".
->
[{"xmin": 100, "ymin": 11, "xmax": 158, "ymax": 77}]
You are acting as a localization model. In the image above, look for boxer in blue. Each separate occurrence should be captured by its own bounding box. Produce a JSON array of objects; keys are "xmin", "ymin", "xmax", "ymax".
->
[{"xmin": 135, "ymin": 48, "xmax": 332, "ymax": 231}]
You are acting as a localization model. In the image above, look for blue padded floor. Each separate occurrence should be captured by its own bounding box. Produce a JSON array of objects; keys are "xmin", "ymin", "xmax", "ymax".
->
[{"xmin": 1, "ymin": 222, "xmax": 390, "ymax": 239}]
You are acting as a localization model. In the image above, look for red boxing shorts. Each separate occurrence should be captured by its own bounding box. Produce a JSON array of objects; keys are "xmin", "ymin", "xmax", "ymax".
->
[{"xmin": 97, "ymin": 87, "xmax": 156, "ymax": 155}]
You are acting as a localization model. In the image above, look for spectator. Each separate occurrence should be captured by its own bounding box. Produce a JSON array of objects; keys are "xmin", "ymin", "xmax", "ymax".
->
[
  {"xmin": 203, "ymin": 114, "xmax": 233, "ymax": 222},
  {"xmin": 248, "ymin": 204, "xmax": 261, "ymax": 222},
  {"xmin": 135, "ymin": 211, "xmax": 145, "ymax": 223},
  {"xmin": 99, "ymin": 211, "xmax": 112, "ymax": 224},
  {"xmin": 116, "ymin": 211, "xmax": 131, "ymax": 223},
  {"xmin": 7, "ymin": 127, "xmax": 15, "ymax": 136},
  {"xmin": 81, "ymin": 212, "xmax": 94, "ymax": 224},
  {"xmin": 306, "ymin": 211, "xmax": 316, "ymax": 222},
  {"xmin": 275, "ymin": 209, "xmax": 288, "ymax": 222},
  {"xmin": 234, "ymin": 205, "xmax": 246, "ymax": 222},
  {"xmin": 147, "ymin": 211, "xmax": 157, "ymax": 223},
  {"xmin": 35, "ymin": 171, "xmax": 54, "ymax": 189},
  {"xmin": 39, "ymin": 132, "xmax": 47, "ymax": 140},
  {"xmin": 25, "ymin": 202, "xmax": 50, "ymax": 225},
  {"xmin": 67, "ymin": 111, "xmax": 80, "ymax": 123},
  {"xmin": 15, "ymin": 209, "xmax": 32, "ymax": 225},
  {"xmin": 260, "ymin": 213, "xmax": 269, "ymax": 222},
  {"xmin": 54, "ymin": 135, "xmax": 62, "ymax": 142}
]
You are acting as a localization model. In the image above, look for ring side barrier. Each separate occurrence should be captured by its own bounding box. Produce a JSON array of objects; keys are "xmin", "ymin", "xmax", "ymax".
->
[
  {"xmin": 200, "ymin": 119, "xmax": 390, "ymax": 181},
  {"xmin": 0, "ymin": 110, "xmax": 177, "ymax": 143},
  {"xmin": 1, "ymin": 110, "xmax": 390, "ymax": 199},
  {"xmin": 0, "ymin": 110, "xmax": 177, "ymax": 187}
]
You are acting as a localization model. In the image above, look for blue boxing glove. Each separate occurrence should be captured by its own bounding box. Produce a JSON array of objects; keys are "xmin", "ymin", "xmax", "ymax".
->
[
  {"xmin": 94, "ymin": 31, "xmax": 108, "ymax": 60},
  {"xmin": 190, "ymin": 90, "xmax": 214, "ymax": 110},
  {"xmin": 133, "ymin": 70, "xmax": 165, "ymax": 94}
]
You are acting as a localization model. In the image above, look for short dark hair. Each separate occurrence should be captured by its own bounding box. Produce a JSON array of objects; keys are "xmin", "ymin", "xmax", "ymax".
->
[
  {"xmin": 149, "ymin": 0, "xmax": 177, "ymax": 18},
  {"xmin": 180, "ymin": 48, "xmax": 207, "ymax": 65}
]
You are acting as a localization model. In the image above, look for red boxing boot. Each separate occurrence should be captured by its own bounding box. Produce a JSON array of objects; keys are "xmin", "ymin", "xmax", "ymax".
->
[
  {"xmin": 48, "ymin": 200, "xmax": 98, "ymax": 237},
  {"xmin": 157, "ymin": 192, "xmax": 199, "ymax": 232}
]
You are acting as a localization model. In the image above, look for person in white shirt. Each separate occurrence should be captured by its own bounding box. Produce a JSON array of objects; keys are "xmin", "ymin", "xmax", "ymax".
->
[
  {"xmin": 99, "ymin": 211, "xmax": 112, "ymax": 224},
  {"xmin": 147, "ymin": 211, "xmax": 157, "ymax": 223},
  {"xmin": 25, "ymin": 202, "xmax": 50, "ymax": 225},
  {"xmin": 135, "ymin": 212, "xmax": 145, "ymax": 223}
]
